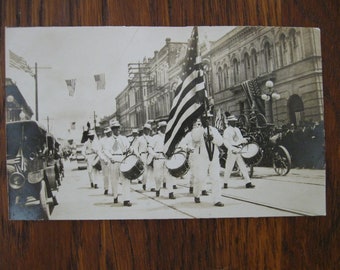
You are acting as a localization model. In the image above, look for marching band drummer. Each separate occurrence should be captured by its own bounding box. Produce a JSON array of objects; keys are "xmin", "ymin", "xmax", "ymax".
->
[
  {"xmin": 149, "ymin": 121, "xmax": 176, "ymax": 199},
  {"xmin": 190, "ymin": 114, "xmax": 224, "ymax": 207},
  {"xmin": 82, "ymin": 129, "xmax": 100, "ymax": 189},
  {"xmin": 98, "ymin": 127, "xmax": 113, "ymax": 195},
  {"xmin": 103, "ymin": 121, "xmax": 133, "ymax": 207},
  {"xmin": 136, "ymin": 123, "xmax": 155, "ymax": 192},
  {"xmin": 223, "ymin": 115, "xmax": 255, "ymax": 189}
]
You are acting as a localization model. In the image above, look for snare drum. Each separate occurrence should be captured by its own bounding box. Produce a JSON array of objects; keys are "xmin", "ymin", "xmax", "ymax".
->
[
  {"xmin": 120, "ymin": 154, "xmax": 144, "ymax": 180},
  {"xmin": 165, "ymin": 151, "xmax": 189, "ymax": 178},
  {"xmin": 240, "ymin": 143, "xmax": 263, "ymax": 166}
]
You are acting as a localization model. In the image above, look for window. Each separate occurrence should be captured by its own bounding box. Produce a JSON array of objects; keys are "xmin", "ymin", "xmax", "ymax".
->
[
  {"xmin": 233, "ymin": 58, "xmax": 239, "ymax": 84},
  {"xmin": 279, "ymin": 34, "xmax": 287, "ymax": 67},
  {"xmin": 223, "ymin": 64, "xmax": 229, "ymax": 88},
  {"xmin": 289, "ymin": 29, "xmax": 298, "ymax": 63},
  {"xmin": 250, "ymin": 49, "xmax": 257, "ymax": 78},
  {"xmin": 218, "ymin": 66, "xmax": 223, "ymax": 91},
  {"xmin": 244, "ymin": 53, "xmax": 250, "ymax": 80},
  {"xmin": 264, "ymin": 41, "xmax": 272, "ymax": 73}
]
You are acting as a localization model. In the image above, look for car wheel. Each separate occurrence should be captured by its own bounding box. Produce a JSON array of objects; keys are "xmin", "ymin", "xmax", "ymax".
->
[{"xmin": 40, "ymin": 181, "xmax": 51, "ymax": 220}]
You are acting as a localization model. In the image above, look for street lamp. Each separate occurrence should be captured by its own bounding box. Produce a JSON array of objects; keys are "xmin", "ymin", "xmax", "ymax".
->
[{"xmin": 261, "ymin": 80, "xmax": 280, "ymax": 123}]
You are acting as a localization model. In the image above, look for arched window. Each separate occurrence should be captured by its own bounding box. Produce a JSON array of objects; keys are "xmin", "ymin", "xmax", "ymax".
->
[
  {"xmin": 223, "ymin": 64, "xmax": 229, "ymax": 88},
  {"xmin": 279, "ymin": 34, "xmax": 287, "ymax": 67},
  {"xmin": 250, "ymin": 49, "xmax": 257, "ymax": 78},
  {"xmin": 289, "ymin": 29, "xmax": 298, "ymax": 63},
  {"xmin": 244, "ymin": 53, "xmax": 250, "ymax": 80},
  {"xmin": 288, "ymin": 94, "xmax": 304, "ymax": 126},
  {"xmin": 218, "ymin": 66, "xmax": 223, "ymax": 91},
  {"xmin": 233, "ymin": 58, "xmax": 239, "ymax": 84},
  {"xmin": 264, "ymin": 41, "xmax": 272, "ymax": 73}
]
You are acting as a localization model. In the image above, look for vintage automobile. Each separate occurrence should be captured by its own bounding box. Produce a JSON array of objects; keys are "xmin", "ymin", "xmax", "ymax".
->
[
  {"xmin": 75, "ymin": 144, "xmax": 87, "ymax": 170},
  {"xmin": 6, "ymin": 120, "xmax": 60, "ymax": 220}
]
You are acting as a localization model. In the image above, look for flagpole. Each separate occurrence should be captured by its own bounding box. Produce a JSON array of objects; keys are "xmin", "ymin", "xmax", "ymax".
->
[{"xmin": 34, "ymin": 62, "xmax": 38, "ymax": 121}]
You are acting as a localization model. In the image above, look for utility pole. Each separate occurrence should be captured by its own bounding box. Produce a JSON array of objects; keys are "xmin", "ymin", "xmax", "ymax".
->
[
  {"xmin": 32, "ymin": 63, "xmax": 52, "ymax": 122},
  {"xmin": 93, "ymin": 111, "xmax": 97, "ymax": 128}
]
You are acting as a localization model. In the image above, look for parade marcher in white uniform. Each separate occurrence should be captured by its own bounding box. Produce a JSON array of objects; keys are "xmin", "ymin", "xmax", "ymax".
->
[
  {"xmin": 190, "ymin": 115, "xmax": 224, "ymax": 206},
  {"xmin": 178, "ymin": 123, "xmax": 207, "ymax": 196},
  {"xmin": 103, "ymin": 121, "xmax": 133, "ymax": 206},
  {"xmin": 149, "ymin": 121, "xmax": 176, "ymax": 199},
  {"xmin": 82, "ymin": 129, "xmax": 101, "ymax": 189},
  {"xmin": 98, "ymin": 127, "xmax": 112, "ymax": 195},
  {"xmin": 223, "ymin": 115, "xmax": 255, "ymax": 189},
  {"xmin": 136, "ymin": 123, "xmax": 155, "ymax": 192}
]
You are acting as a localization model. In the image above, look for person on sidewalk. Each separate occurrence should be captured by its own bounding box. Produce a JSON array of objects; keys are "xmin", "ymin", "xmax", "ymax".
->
[
  {"xmin": 82, "ymin": 129, "xmax": 101, "ymax": 189},
  {"xmin": 223, "ymin": 115, "xmax": 255, "ymax": 189},
  {"xmin": 149, "ymin": 121, "xmax": 176, "ymax": 199},
  {"xmin": 190, "ymin": 115, "xmax": 224, "ymax": 207},
  {"xmin": 103, "ymin": 121, "xmax": 133, "ymax": 207}
]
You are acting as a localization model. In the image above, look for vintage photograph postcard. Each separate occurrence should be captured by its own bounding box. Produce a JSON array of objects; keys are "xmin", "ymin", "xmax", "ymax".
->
[{"xmin": 5, "ymin": 26, "xmax": 325, "ymax": 220}]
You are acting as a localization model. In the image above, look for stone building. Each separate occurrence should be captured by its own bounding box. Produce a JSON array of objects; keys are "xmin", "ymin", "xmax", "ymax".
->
[
  {"xmin": 209, "ymin": 26, "xmax": 323, "ymax": 126},
  {"xmin": 115, "ymin": 26, "xmax": 323, "ymax": 132}
]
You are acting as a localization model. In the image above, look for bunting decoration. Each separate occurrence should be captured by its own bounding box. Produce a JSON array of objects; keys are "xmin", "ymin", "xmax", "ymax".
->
[{"xmin": 241, "ymin": 79, "xmax": 265, "ymax": 115}]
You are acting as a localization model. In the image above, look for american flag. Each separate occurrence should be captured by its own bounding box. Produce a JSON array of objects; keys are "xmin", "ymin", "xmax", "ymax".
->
[
  {"xmin": 241, "ymin": 79, "xmax": 265, "ymax": 115},
  {"xmin": 215, "ymin": 108, "xmax": 226, "ymax": 132},
  {"xmin": 164, "ymin": 26, "xmax": 208, "ymax": 157},
  {"xmin": 9, "ymin": 50, "xmax": 34, "ymax": 77},
  {"xmin": 65, "ymin": 79, "xmax": 76, "ymax": 96},
  {"xmin": 94, "ymin": 73, "xmax": 105, "ymax": 90}
]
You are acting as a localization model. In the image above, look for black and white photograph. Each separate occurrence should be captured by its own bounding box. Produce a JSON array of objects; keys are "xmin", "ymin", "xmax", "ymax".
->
[{"xmin": 5, "ymin": 26, "xmax": 325, "ymax": 220}]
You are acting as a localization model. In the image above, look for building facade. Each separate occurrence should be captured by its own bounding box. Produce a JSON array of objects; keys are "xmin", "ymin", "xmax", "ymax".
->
[
  {"xmin": 5, "ymin": 78, "xmax": 34, "ymax": 122},
  {"xmin": 115, "ymin": 26, "xmax": 323, "ymax": 133},
  {"xmin": 209, "ymin": 26, "xmax": 323, "ymax": 126}
]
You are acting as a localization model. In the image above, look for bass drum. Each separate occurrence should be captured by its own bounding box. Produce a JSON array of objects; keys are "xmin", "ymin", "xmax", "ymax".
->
[
  {"xmin": 120, "ymin": 154, "xmax": 144, "ymax": 180},
  {"xmin": 240, "ymin": 143, "xmax": 263, "ymax": 166},
  {"xmin": 165, "ymin": 151, "xmax": 189, "ymax": 178}
]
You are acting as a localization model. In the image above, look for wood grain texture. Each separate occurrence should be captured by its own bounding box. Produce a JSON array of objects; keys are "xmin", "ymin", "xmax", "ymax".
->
[{"xmin": 0, "ymin": 0, "xmax": 339, "ymax": 269}]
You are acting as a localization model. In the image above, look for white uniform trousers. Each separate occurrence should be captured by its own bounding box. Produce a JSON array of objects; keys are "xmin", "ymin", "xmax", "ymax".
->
[
  {"xmin": 109, "ymin": 162, "xmax": 131, "ymax": 201},
  {"xmin": 86, "ymin": 153, "xmax": 100, "ymax": 185},
  {"xmin": 153, "ymin": 158, "xmax": 174, "ymax": 195},
  {"xmin": 140, "ymin": 153, "xmax": 154, "ymax": 189},
  {"xmin": 224, "ymin": 152, "xmax": 251, "ymax": 183},
  {"xmin": 192, "ymin": 156, "xmax": 222, "ymax": 204},
  {"xmin": 101, "ymin": 162, "xmax": 110, "ymax": 190}
]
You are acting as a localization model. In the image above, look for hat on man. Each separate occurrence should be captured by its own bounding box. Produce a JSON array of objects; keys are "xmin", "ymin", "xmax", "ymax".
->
[
  {"xmin": 132, "ymin": 128, "xmax": 138, "ymax": 134},
  {"xmin": 143, "ymin": 123, "xmax": 152, "ymax": 130},
  {"xmin": 201, "ymin": 112, "xmax": 214, "ymax": 118},
  {"xmin": 88, "ymin": 129, "xmax": 96, "ymax": 136},
  {"xmin": 157, "ymin": 121, "xmax": 167, "ymax": 128},
  {"xmin": 226, "ymin": 115, "xmax": 238, "ymax": 122},
  {"xmin": 110, "ymin": 121, "xmax": 121, "ymax": 128},
  {"xmin": 104, "ymin": 127, "xmax": 111, "ymax": 134}
]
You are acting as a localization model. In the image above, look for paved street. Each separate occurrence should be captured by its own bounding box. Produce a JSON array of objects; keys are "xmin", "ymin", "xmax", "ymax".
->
[{"xmin": 50, "ymin": 160, "xmax": 326, "ymax": 220}]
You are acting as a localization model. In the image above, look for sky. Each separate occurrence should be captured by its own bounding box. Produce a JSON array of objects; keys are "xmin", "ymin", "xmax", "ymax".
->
[{"xmin": 5, "ymin": 26, "xmax": 234, "ymax": 140}]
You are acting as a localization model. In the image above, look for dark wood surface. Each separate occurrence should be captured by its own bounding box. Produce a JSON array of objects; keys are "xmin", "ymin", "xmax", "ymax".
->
[{"xmin": 1, "ymin": 1, "xmax": 339, "ymax": 269}]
